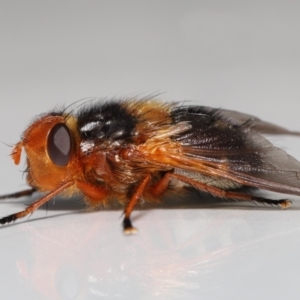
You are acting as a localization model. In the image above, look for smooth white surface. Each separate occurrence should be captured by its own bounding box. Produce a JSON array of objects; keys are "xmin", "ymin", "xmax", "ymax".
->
[{"xmin": 1, "ymin": 1, "xmax": 300, "ymax": 299}]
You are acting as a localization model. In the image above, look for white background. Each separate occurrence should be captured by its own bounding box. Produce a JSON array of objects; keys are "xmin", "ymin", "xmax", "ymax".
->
[{"xmin": 1, "ymin": 1, "xmax": 300, "ymax": 299}]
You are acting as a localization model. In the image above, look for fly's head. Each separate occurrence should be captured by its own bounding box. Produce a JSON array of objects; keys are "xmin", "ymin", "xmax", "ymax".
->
[{"xmin": 11, "ymin": 114, "xmax": 79, "ymax": 192}]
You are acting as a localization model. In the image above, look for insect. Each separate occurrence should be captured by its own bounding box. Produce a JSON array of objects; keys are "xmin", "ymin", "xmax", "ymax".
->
[{"xmin": 1, "ymin": 98, "xmax": 300, "ymax": 234}]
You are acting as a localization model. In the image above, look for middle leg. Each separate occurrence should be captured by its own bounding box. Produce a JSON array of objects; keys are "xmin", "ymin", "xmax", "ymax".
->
[{"xmin": 123, "ymin": 174, "xmax": 151, "ymax": 234}]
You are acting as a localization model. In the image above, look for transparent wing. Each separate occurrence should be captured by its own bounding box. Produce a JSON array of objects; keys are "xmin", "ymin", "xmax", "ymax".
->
[
  {"xmin": 138, "ymin": 106, "xmax": 300, "ymax": 196},
  {"xmin": 210, "ymin": 107, "xmax": 300, "ymax": 136}
]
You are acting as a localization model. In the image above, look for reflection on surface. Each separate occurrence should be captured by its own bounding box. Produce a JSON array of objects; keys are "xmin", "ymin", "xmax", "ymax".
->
[{"xmin": 1, "ymin": 196, "xmax": 300, "ymax": 299}]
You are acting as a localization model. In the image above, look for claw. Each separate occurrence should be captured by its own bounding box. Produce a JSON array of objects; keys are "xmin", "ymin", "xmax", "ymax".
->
[
  {"xmin": 279, "ymin": 200, "xmax": 292, "ymax": 209},
  {"xmin": 123, "ymin": 217, "xmax": 138, "ymax": 235}
]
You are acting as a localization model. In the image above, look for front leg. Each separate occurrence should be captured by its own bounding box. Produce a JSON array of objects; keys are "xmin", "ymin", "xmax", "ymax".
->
[
  {"xmin": 0, "ymin": 182, "xmax": 72, "ymax": 225},
  {"xmin": 0, "ymin": 188, "xmax": 36, "ymax": 200},
  {"xmin": 75, "ymin": 180, "xmax": 109, "ymax": 207},
  {"xmin": 123, "ymin": 175, "xmax": 151, "ymax": 235}
]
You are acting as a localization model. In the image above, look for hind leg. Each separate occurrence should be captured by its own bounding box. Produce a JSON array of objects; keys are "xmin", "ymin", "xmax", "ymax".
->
[{"xmin": 149, "ymin": 172, "xmax": 292, "ymax": 208}]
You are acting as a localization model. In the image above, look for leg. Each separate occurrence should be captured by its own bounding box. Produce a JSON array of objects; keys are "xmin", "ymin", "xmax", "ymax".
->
[
  {"xmin": 123, "ymin": 175, "xmax": 151, "ymax": 234},
  {"xmin": 0, "ymin": 188, "xmax": 36, "ymax": 200},
  {"xmin": 150, "ymin": 172, "xmax": 173, "ymax": 197},
  {"xmin": 76, "ymin": 180, "xmax": 108, "ymax": 207},
  {"xmin": 151, "ymin": 172, "xmax": 291, "ymax": 208},
  {"xmin": 0, "ymin": 182, "xmax": 72, "ymax": 225}
]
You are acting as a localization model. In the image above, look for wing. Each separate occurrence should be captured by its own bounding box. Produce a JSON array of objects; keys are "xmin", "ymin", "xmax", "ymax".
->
[
  {"xmin": 217, "ymin": 108, "xmax": 300, "ymax": 136},
  {"xmin": 137, "ymin": 105, "xmax": 300, "ymax": 196}
]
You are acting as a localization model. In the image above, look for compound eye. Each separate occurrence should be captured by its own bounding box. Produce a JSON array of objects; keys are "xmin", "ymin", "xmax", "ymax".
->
[{"xmin": 47, "ymin": 123, "xmax": 72, "ymax": 166}]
